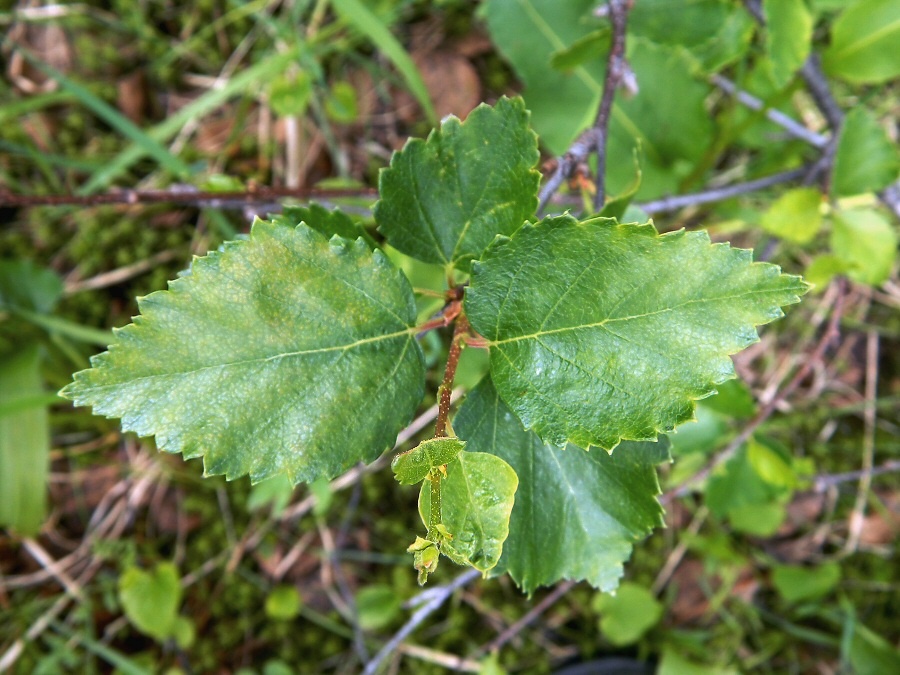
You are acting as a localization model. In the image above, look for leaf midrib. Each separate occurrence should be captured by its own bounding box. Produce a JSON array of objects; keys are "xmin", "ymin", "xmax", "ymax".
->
[
  {"xmin": 490, "ymin": 288, "xmax": 784, "ymax": 345},
  {"xmin": 80, "ymin": 328, "xmax": 415, "ymax": 391}
]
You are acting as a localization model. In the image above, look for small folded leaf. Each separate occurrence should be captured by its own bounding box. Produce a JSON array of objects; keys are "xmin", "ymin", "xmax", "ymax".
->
[
  {"xmin": 466, "ymin": 215, "xmax": 808, "ymax": 450},
  {"xmin": 392, "ymin": 437, "xmax": 466, "ymax": 485},
  {"xmin": 62, "ymin": 220, "xmax": 425, "ymax": 485},
  {"xmin": 375, "ymin": 96, "xmax": 540, "ymax": 271},
  {"xmin": 419, "ymin": 450, "xmax": 517, "ymax": 574},
  {"xmin": 455, "ymin": 378, "xmax": 669, "ymax": 593}
]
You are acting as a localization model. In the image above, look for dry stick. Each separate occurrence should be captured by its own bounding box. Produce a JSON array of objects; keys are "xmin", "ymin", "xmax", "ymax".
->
[
  {"xmin": 666, "ymin": 277, "xmax": 848, "ymax": 501},
  {"xmin": 362, "ymin": 568, "xmax": 482, "ymax": 675},
  {"xmin": 591, "ymin": 0, "xmax": 632, "ymax": 212},
  {"xmin": 842, "ymin": 331, "xmax": 879, "ymax": 556},
  {"xmin": 0, "ymin": 186, "xmax": 377, "ymax": 208},
  {"xmin": 472, "ymin": 580, "xmax": 576, "ymax": 660},
  {"xmin": 814, "ymin": 459, "xmax": 900, "ymax": 493},
  {"xmin": 637, "ymin": 166, "xmax": 809, "ymax": 215},
  {"xmin": 710, "ymin": 74, "xmax": 829, "ymax": 148},
  {"xmin": 537, "ymin": 0, "xmax": 633, "ymax": 215}
]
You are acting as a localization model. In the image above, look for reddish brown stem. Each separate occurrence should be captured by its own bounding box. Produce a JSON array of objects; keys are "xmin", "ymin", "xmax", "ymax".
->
[{"xmin": 434, "ymin": 315, "xmax": 470, "ymax": 438}]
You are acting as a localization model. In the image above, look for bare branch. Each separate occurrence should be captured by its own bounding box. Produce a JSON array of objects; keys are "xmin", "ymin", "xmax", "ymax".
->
[
  {"xmin": 363, "ymin": 569, "xmax": 481, "ymax": 675},
  {"xmin": 592, "ymin": 0, "xmax": 633, "ymax": 211},
  {"xmin": 0, "ymin": 186, "xmax": 377, "ymax": 209},
  {"xmin": 637, "ymin": 166, "xmax": 809, "ymax": 214},
  {"xmin": 710, "ymin": 74, "xmax": 829, "ymax": 148}
]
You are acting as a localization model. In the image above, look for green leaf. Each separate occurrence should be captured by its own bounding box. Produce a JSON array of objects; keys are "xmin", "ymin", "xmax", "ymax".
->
[
  {"xmin": 272, "ymin": 204, "xmax": 372, "ymax": 245},
  {"xmin": 823, "ymin": 0, "xmax": 900, "ymax": 84},
  {"xmin": 706, "ymin": 445, "xmax": 789, "ymax": 536},
  {"xmin": 392, "ymin": 437, "xmax": 466, "ymax": 485},
  {"xmin": 355, "ymin": 585, "xmax": 402, "ymax": 630},
  {"xmin": 454, "ymin": 378, "xmax": 669, "ymax": 593},
  {"xmin": 375, "ymin": 97, "xmax": 540, "ymax": 271},
  {"xmin": 831, "ymin": 209, "xmax": 898, "ymax": 286},
  {"xmin": 0, "ymin": 346, "xmax": 49, "ymax": 535},
  {"xmin": 760, "ymin": 188, "xmax": 823, "ymax": 244},
  {"xmin": 598, "ymin": 150, "xmax": 642, "ymax": 221},
  {"xmin": 0, "ymin": 259, "xmax": 63, "ymax": 315},
  {"xmin": 804, "ymin": 254, "xmax": 851, "ymax": 290},
  {"xmin": 550, "ymin": 29, "xmax": 610, "ymax": 72},
  {"xmin": 848, "ymin": 622, "xmax": 900, "ymax": 675},
  {"xmin": 324, "ymin": 81, "xmax": 359, "ymax": 124},
  {"xmin": 658, "ymin": 647, "xmax": 740, "ymax": 675},
  {"xmin": 465, "ymin": 215, "xmax": 808, "ymax": 450},
  {"xmin": 763, "ymin": 0, "xmax": 813, "ymax": 89},
  {"xmin": 418, "ymin": 450, "xmax": 518, "ymax": 574},
  {"xmin": 592, "ymin": 582, "xmax": 663, "ymax": 646},
  {"xmin": 747, "ymin": 437, "xmax": 797, "ymax": 488},
  {"xmin": 118, "ymin": 563, "xmax": 182, "ymax": 642},
  {"xmin": 772, "ymin": 563, "xmax": 841, "ymax": 603},
  {"xmin": 62, "ymin": 221, "xmax": 425, "ymax": 485},
  {"xmin": 268, "ymin": 71, "xmax": 312, "ymax": 117},
  {"xmin": 265, "ymin": 585, "xmax": 303, "ymax": 620},
  {"xmin": 833, "ymin": 109, "xmax": 900, "ymax": 197},
  {"xmin": 629, "ymin": 0, "xmax": 754, "ymax": 73}
]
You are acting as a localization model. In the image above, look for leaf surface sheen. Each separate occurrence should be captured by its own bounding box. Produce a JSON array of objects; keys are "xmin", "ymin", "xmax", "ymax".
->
[
  {"xmin": 62, "ymin": 221, "xmax": 425, "ymax": 485},
  {"xmin": 466, "ymin": 215, "xmax": 808, "ymax": 450},
  {"xmin": 454, "ymin": 378, "xmax": 669, "ymax": 593},
  {"xmin": 375, "ymin": 96, "xmax": 540, "ymax": 271}
]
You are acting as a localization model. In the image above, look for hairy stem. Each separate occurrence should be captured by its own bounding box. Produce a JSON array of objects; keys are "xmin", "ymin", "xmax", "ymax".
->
[{"xmin": 434, "ymin": 314, "xmax": 469, "ymax": 438}]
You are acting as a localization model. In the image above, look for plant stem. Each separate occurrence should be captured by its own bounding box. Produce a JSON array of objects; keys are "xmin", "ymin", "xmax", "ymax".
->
[
  {"xmin": 434, "ymin": 314, "xmax": 469, "ymax": 438},
  {"xmin": 427, "ymin": 472, "xmax": 443, "ymax": 542}
]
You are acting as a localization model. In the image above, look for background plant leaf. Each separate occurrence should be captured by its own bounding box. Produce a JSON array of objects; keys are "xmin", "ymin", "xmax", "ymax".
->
[
  {"xmin": 62, "ymin": 221, "xmax": 425, "ymax": 485},
  {"xmin": 763, "ymin": 0, "xmax": 813, "ymax": 89},
  {"xmin": 454, "ymin": 378, "xmax": 669, "ymax": 593},
  {"xmin": 0, "ymin": 346, "xmax": 49, "ymax": 535},
  {"xmin": 465, "ymin": 215, "xmax": 808, "ymax": 450},
  {"xmin": 832, "ymin": 108, "xmax": 900, "ymax": 197},
  {"xmin": 118, "ymin": 563, "xmax": 182, "ymax": 642},
  {"xmin": 830, "ymin": 209, "xmax": 898, "ymax": 286},
  {"xmin": 823, "ymin": 0, "xmax": 900, "ymax": 84},
  {"xmin": 375, "ymin": 97, "xmax": 540, "ymax": 271}
]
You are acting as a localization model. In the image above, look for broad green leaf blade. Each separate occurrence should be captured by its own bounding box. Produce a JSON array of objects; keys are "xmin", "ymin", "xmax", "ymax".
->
[
  {"xmin": 118, "ymin": 563, "xmax": 182, "ymax": 642},
  {"xmin": 629, "ymin": 0, "xmax": 754, "ymax": 73},
  {"xmin": 271, "ymin": 204, "xmax": 374, "ymax": 246},
  {"xmin": 830, "ymin": 209, "xmax": 898, "ymax": 286},
  {"xmin": 763, "ymin": 0, "xmax": 813, "ymax": 89},
  {"xmin": 418, "ymin": 450, "xmax": 518, "ymax": 574},
  {"xmin": 0, "ymin": 346, "xmax": 49, "ymax": 535},
  {"xmin": 760, "ymin": 188, "xmax": 823, "ymax": 244},
  {"xmin": 62, "ymin": 221, "xmax": 425, "ymax": 485},
  {"xmin": 454, "ymin": 378, "xmax": 669, "ymax": 593},
  {"xmin": 833, "ymin": 109, "xmax": 900, "ymax": 197},
  {"xmin": 823, "ymin": 0, "xmax": 900, "ymax": 84},
  {"xmin": 465, "ymin": 215, "xmax": 808, "ymax": 450},
  {"xmin": 392, "ymin": 437, "xmax": 466, "ymax": 485},
  {"xmin": 374, "ymin": 97, "xmax": 540, "ymax": 271},
  {"xmin": 592, "ymin": 582, "xmax": 663, "ymax": 646}
]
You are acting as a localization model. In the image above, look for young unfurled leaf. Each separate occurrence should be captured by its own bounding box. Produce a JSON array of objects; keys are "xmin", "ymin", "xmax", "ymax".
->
[
  {"xmin": 392, "ymin": 437, "xmax": 466, "ymax": 485},
  {"xmin": 375, "ymin": 96, "xmax": 540, "ymax": 271},
  {"xmin": 418, "ymin": 450, "xmax": 517, "ymax": 574},
  {"xmin": 455, "ymin": 378, "xmax": 669, "ymax": 593},
  {"xmin": 62, "ymin": 221, "xmax": 425, "ymax": 485},
  {"xmin": 466, "ymin": 215, "xmax": 809, "ymax": 450}
]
